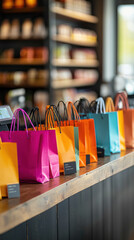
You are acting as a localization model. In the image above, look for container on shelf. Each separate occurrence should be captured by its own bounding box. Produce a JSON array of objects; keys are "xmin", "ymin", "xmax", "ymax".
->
[{"xmin": 2, "ymin": 0, "xmax": 14, "ymax": 9}]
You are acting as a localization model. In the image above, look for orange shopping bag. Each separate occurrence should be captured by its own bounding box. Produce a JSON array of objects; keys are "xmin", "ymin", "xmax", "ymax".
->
[
  {"xmin": 67, "ymin": 101, "xmax": 98, "ymax": 167},
  {"xmin": 45, "ymin": 106, "xmax": 76, "ymax": 173},
  {"xmin": 106, "ymin": 97, "xmax": 126, "ymax": 151},
  {"xmin": 0, "ymin": 138, "xmax": 19, "ymax": 198}
]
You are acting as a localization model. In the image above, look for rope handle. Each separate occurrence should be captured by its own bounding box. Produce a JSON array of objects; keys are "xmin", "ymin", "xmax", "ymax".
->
[
  {"xmin": 115, "ymin": 92, "xmax": 129, "ymax": 110},
  {"xmin": 105, "ymin": 97, "xmax": 115, "ymax": 112},
  {"xmin": 57, "ymin": 100, "xmax": 68, "ymax": 121},
  {"xmin": 66, "ymin": 101, "xmax": 80, "ymax": 121},
  {"xmin": 28, "ymin": 107, "xmax": 42, "ymax": 130},
  {"xmin": 74, "ymin": 98, "xmax": 90, "ymax": 114},
  {"xmin": 45, "ymin": 105, "xmax": 62, "ymax": 128},
  {"xmin": 10, "ymin": 108, "xmax": 36, "ymax": 138},
  {"xmin": 45, "ymin": 106, "xmax": 61, "ymax": 133},
  {"xmin": 96, "ymin": 97, "xmax": 106, "ymax": 113}
]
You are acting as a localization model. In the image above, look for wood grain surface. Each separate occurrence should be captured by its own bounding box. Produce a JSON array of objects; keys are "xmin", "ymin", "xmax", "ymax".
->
[{"xmin": 0, "ymin": 149, "xmax": 134, "ymax": 234}]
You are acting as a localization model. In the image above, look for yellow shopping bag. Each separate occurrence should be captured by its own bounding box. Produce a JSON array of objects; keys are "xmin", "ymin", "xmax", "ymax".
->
[
  {"xmin": 0, "ymin": 138, "xmax": 19, "ymax": 198},
  {"xmin": 106, "ymin": 97, "xmax": 126, "ymax": 151}
]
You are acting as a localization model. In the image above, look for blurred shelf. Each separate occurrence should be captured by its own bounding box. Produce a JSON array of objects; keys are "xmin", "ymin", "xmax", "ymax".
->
[
  {"xmin": 0, "ymin": 7, "xmax": 44, "ymax": 14},
  {"xmin": 52, "ymin": 79, "xmax": 97, "ymax": 89},
  {"xmin": 52, "ymin": 35, "xmax": 97, "ymax": 47},
  {"xmin": 0, "ymin": 82, "xmax": 48, "ymax": 89},
  {"xmin": 52, "ymin": 59, "xmax": 99, "ymax": 67},
  {"xmin": 51, "ymin": 6, "xmax": 98, "ymax": 23},
  {"xmin": 0, "ymin": 37, "xmax": 47, "ymax": 41},
  {"xmin": 0, "ymin": 59, "xmax": 46, "ymax": 65}
]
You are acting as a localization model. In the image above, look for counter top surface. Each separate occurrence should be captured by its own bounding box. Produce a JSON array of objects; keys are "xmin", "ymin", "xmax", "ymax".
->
[{"xmin": 0, "ymin": 149, "xmax": 134, "ymax": 234}]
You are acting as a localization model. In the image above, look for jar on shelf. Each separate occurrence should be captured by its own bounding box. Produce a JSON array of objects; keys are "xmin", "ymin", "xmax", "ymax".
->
[
  {"xmin": 20, "ymin": 48, "xmax": 34, "ymax": 60},
  {"xmin": 22, "ymin": 19, "xmax": 33, "ymax": 39},
  {"xmin": 0, "ymin": 20, "xmax": 11, "ymax": 39},
  {"xmin": 33, "ymin": 18, "xmax": 47, "ymax": 38},
  {"xmin": 25, "ymin": 0, "xmax": 37, "ymax": 8},
  {"xmin": 10, "ymin": 19, "xmax": 20, "ymax": 39},
  {"xmin": 34, "ymin": 47, "xmax": 48, "ymax": 61},
  {"xmin": 58, "ymin": 24, "xmax": 72, "ymax": 38},
  {"xmin": 2, "ymin": 49, "xmax": 14, "ymax": 60},
  {"xmin": 2, "ymin": 0, "xmax": 14, "ymax": 9},
  {"xmin": 14, "ymin": 0, "xmax": 25, "ymax": 8},
  {"xmin": 13, "ymin": 72, "xmax": 27, "ymax": 85}
]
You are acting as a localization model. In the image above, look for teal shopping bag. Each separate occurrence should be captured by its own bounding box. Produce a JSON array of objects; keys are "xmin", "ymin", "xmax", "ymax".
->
[{"xmin": 79, "ymin": 98, "xmax": 120, "ymax": 156}]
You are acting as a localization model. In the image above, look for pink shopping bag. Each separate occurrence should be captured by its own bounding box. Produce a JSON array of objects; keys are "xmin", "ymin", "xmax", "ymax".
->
[{"xmin": 0, "ymin": 108, "xmax": 59, "ymax": 183}]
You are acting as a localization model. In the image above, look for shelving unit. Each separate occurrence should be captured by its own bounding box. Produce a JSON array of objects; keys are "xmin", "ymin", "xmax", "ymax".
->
[
  {"xmin": 49, "ymin": 0, "xmax": 103, "ymax": 103},
  {"xmin": 0, "ymin": 0, "xmax": 103, "ymax": 107},
  {"xmin": 52, "ymin": 79, "xmax": 97, "ymax": 89},
  {"xmin": 0, "ymin": 82, "xmax": 47, "ymax": 89},
  {"xmin": 0, "ymin": 59, "xmax": 47, "ymax": 65},
  {"xmin": 51, "ymin": 6, "xmax": 98, "ymax": 23},
  {"xmin": 0, "ymin": 37, "xmax": 46, "ymax": 41},
  {"xmin": 0, "ymin": 0, "xmax": 49, "ymax": 110},
  {"xmin": 52, "ymin": 35, "xmax": 97, "ymax": 47},
  {"xmin": 52, "ymin": 59, "xmax": 99, "ymax": 67},
  {"xmin": 0, "ymin": 7, "xmax": 44, "ymax": 13}
]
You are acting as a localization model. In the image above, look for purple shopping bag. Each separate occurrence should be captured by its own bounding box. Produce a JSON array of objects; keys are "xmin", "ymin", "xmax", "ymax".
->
[{"xmin": 0, "ymin": 108, "xmax": 59, "ymax": 183}]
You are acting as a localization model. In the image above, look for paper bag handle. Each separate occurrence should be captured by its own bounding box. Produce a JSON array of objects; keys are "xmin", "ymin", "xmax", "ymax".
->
[
  {"xmin": 115, "ymin": 92, "xmax": 129, "ymax": 110},
  {"xmin": 28, "ymin": 107, "xmax": 42, "ymax": 130},
  {"xmin": 106, "ymin": 97, "xmax": 115, "ymax": 112},
  {"xmin": 66, "ymin": 101, "xmax": 80, "ymax": 121},
  {"xmin": 10, "ymin": 108, "xmax": 36, "ymax": 138},
  {"xmin": 45, "ymin": 106, "xmax": 61, "ymax": 133},
  {"xmin": 96, "ymin": 97, "xmax": 106, "ymax": 113}
]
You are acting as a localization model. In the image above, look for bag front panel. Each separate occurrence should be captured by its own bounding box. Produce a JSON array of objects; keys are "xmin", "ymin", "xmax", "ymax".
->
[
  {"xmin": 0, "ymin": 142, "xmax": 19, "ymax": 196},
  {"xmin": 117, "ymin": 110, "xmax": 126, "ymax": 151},
  {"xmin": 55, "ymin": 126, "xmax": 76, "ymax": 172},
  {"xmin": 89, "ymin": 113, "xmax": 111, "ymax": 156},
  {"xmin": 123, "ymin": 109, "xmax": 134, "ymax": 148},
  {"xmin": 108, "ymin": 112, "xmax": 120, "ymax": 153},
  {"xmin": 0, "ymin": 131, "xmax": 49, "ymax": 183}
]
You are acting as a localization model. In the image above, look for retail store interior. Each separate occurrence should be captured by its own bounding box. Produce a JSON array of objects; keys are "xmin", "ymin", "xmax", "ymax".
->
[
  {"xmin": 1, "ymin": 1, "xmax": 134, "ymax": 240},
  {"xmin": 0, "ymin": 0, "xmax": 133, "ymax": 115}
]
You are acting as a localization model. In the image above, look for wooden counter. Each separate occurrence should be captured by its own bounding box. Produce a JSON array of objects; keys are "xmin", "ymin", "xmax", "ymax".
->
[{"xmin": 0, "ymin": 149, "xmax": 134, "ymax": 235}]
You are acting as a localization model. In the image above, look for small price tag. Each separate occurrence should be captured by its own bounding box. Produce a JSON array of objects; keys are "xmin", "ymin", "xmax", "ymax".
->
[
  {"xmin": 97, "ymin": 147, "xmax": 105, "ymax": 157},
  {"xmin": 64, "ymin": 162, "xmax": 76, "ymax": 175},
  {"xmin": 86, "ymin": 155, "xmax": 90, "ymax": 165},
  {"xmin": 7, "ymin": 184, "xmax": 20, "ymax": 199}
]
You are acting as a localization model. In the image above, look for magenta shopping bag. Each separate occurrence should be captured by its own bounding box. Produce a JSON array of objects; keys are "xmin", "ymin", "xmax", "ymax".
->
[
  {"xmin": 48, "ymin": 129, "xmax": 60, "ymax": 179},
  {"xmin": 0, "ymin": 108, "xmax": 59, "ymax": 183}
]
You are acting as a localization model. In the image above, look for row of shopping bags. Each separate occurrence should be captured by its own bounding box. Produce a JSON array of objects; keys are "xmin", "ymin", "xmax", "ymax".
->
[
  {"xmin": 0, "ymin": 104, "xmax": 98, "ymax": 197},
  {"xmin": 0, "ymin": 91, "xmax": 133, "ymax": 198},
  {"xmin": 0, "ymin": 108, "xmax": 60, "ymax": 198},
  {"xmin": 75, "ymin": 91, "xmax": 134, "ymax": 156}
]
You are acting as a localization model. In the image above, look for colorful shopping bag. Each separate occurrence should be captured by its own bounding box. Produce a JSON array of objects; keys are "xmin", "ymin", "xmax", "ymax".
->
[
  {"xmin": 115, "ymin": 92, "xmax": 134, "ymax": 148},
  {"xmin": 57, "ymin": 101, "xmax": 79, "ymax": 171},
  {"xmin": 67, "ymin": 102, "xmax": 98, "ymax": 166},
  {"xmin": 28, "ymin": 107, "xmax": 59, "ymax": 179},
  {"xmin": 0, "ymin": 138, "xmax": 19, "ymax": 197},
  {"xmin": 88, "ymin": 98, "xmax": 120, "ymax": 156},
  {"xmin": 106, "ymin": 97, "xmax": 126, "ymax": 151},
  {"xmin": 46, "ymin": 106, "xmax": 76, "ymax": 173},
  {"xmin": 0, "ymin": 108, "xmax": 50, "ymax": 183}
]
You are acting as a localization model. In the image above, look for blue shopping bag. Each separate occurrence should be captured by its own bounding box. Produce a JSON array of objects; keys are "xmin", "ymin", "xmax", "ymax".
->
[{"xmin": 79, "ymin": 98, "xmax": 120, "ymax": 156}]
